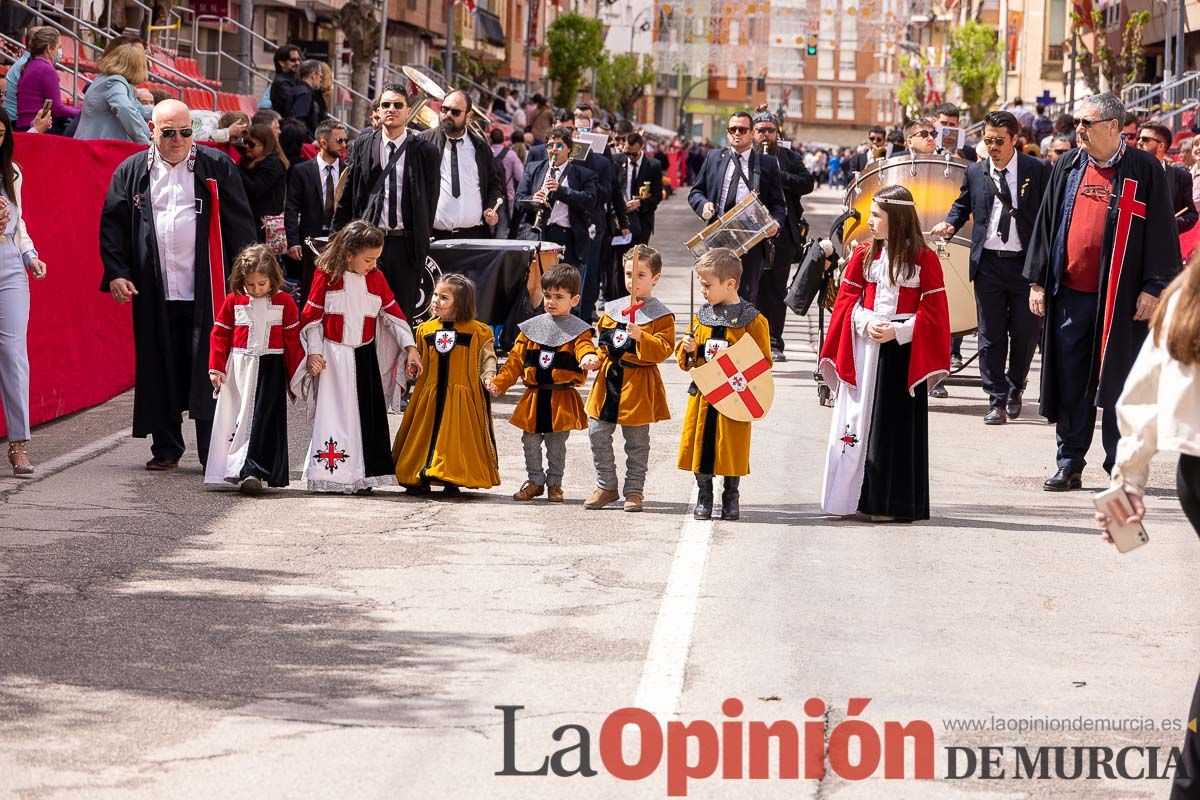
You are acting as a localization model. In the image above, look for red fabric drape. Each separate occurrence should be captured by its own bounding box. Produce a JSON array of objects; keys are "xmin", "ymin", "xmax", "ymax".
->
[{"xmin": 0, "ymin": 134, "xmax": 143, "ymax": 439}]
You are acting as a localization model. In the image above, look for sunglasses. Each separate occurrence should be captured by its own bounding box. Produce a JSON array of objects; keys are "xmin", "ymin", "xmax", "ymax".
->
[
  {"xmin": 868, "ymin": 136, "xmax": 884, "ymax": 143},
  {"xmin": 159, "ymin": 128, "xmax": 193, "ymax": 139},
  {"xmin": 727, "ymin": 126, "xmax": 750, "ymax": 134},
  {"xmin": 909, "ymin": 130, "xmax": 934, "ymax": 139},
  {"xmin": 1136, "ymin": 135, "xmax": 1163, "ymax": 145},
  {"xmin": 379, "ymin": 101, "xmax": 407, "ymax": 110},
  {"xmin": 333, "ymin": 137, "xmax": 347, "ymax": 144},
  {"xmin": 1052, "ymin": 148, "xmax": 1071, "ymax": 155},
  {"xmin": 547, "ymin": 143, "xmax": 567, "ymax": 150},
  {"xmin": 441, "ymin": 107, "xmax": 466, "ymax": 117},
  {"xmin": 982, "ymin": 137, "xmax": 1009, "ymax": 146},
  {"xmin": 1123, "ymin": 131, "xmax": 1139, "ymax": 141},
  {"xmin": 1076, "ymin": 117, "xmax": 1114, "ymax": 129}
]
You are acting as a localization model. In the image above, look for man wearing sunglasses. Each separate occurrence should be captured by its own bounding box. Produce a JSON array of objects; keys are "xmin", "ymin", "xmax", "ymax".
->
[
  {"xmin": 842, "ymin": 125, "xmax": 887, "ymax": 180},
  {"xmin": 1022, "ymin": 92, "xmax": 1182, "ymax": 491},
  {"xmin": 1135, "ymin": 121, "xmax": 1197, "ymax": 234},
  {"xmin": 267, "ymin": 43, "xmax": 302, "ymax": 117},
  {"xmin": 100, "ymin": 99, "xmax": 256, "ymax": 471},
  {"xmin": 286, "ymin": 120, "xmax": 346, "ymax": 297},
  {"xmin": 333, "ymin": 84, "xmax": 441, "ymax": 320},
  {"xmin": 417, "ymin": 89, "xmax": 504, "ymax": 241},
  {"xmin": 932, "ymin": 111, "xmax": 1050, "ymax": 425},
  {"xmin": 933, "ymin": 103, "xmax": 978, "ymax": 162},
  {"xmin": 514, "ymin": 126, "xmax": 598, "ymax": 268},
  {"xmin": 1045, "ymin": 136, "xmax": 1073, "ymax": 166},
  {"xmin": 687, "ymin": 111, "xmax": 786, "ymax": 301}
]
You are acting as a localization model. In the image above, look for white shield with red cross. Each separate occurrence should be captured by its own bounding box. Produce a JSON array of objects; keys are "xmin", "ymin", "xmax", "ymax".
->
[
  {"xmin": 690, "ymin": 334, "xmax": 774, "ymax": 422},
  {"xmin": 434, "ymin": 330, "xmax": 457, "ymax": 354},
  {"xmin": 703, "ymin": 338, "xmax": 729, "ymax": 361},
  {"xmin": 538, "ymin": 350, "xmax": 555, "ymax": 370},
  {"xmin": 612, "ymin": 328, "xmax": 629, "ymax": 349}
]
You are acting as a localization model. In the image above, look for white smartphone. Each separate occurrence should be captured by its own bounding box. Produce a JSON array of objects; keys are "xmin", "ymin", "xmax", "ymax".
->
[{"xmin": 1092, "ymin": 486, "xmax": 1149, "ymax": 553}]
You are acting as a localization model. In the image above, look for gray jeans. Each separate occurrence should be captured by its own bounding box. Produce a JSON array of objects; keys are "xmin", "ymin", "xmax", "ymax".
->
[
  {"xmin": 522, "ymin": 431, "xmax": 570, "ymax": 486},
  {"xmin": 587, "ymin": 419, "xmax": 651, "ymax": 496}
]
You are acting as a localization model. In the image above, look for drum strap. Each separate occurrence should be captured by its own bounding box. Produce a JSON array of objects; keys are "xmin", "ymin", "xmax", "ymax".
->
[{"xmin": 724, "ymin": 153, "xmax": 750, "ymax": 213}]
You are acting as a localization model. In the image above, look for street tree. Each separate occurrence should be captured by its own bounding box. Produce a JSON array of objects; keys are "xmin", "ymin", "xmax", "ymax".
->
[
  {"xmin": 946, "ymin": 20, "xmax": 1002, "ymax": 123},
  {"xmin": 596, "ymin": 53, "xmax": 655, "ymax": 120},
  {"xmin": 1072, "ymin": 9, "xmax": 1151, "ymax": 97},
  {"xmin": 546, "ymin": 13, "xmax": 605, "ymax": 109},
  {"xmin": 338, "ymin": 0, "xmax": 380, "ymax": 129}
]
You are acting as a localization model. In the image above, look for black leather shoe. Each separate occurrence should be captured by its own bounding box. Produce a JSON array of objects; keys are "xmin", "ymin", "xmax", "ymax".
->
[
  {"xmin": 1006, "ymin": 394, "xmax": 1022, "ymax": 419},
  {"xmin": 694, "ymin": 474, "xmax": 714, "ymax": 520},
  {"xmin": 1043, "ymin": 467, "xmax": 1083, "ymax": 492},
  {"xmin": 929, "ymin": 384, "xmax": 949, "ymax": 399},
  {"xmin": 984, "ymin": 406, "xmax": 1007, "ymax": 425},
  {"xmin": 720, "ymin": 477, "xmax": 741, "ymax": 520}
]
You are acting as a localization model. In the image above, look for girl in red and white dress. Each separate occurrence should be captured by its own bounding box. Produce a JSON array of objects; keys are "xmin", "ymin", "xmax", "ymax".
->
[
  {"xmin": 818, "ymin": 185, "xmax": 950, "ymax": 522},
  {"xmin": 292, "ymin": 221, "xmax": 422, "ymax": 494},
  {"xmin": 206, "ymin": 245, "xmax": 304, "ymax": 493}
]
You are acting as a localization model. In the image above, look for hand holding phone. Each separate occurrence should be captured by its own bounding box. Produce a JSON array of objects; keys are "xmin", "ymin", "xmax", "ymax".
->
[
  {"xmin": 1093, "ymin": 486, "xmax": 1149, "ymax": 553},
  {"xmin": 41, "ymin": 98, "xmax": 53, "ymax": 114}
]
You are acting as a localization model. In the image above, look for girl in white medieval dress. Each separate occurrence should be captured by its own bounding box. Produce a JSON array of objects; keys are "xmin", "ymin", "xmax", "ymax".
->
[
  {"xmin": 293, "ymin": 221, "xmax": 422, "ymax": 494},
  {"xmin": 818, "ymin": 185, "xmax": 951, "ymax": 522}
]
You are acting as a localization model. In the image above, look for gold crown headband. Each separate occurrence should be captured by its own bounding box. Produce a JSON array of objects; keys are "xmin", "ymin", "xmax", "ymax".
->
[{"xmin": 876, "ymin": 197, "xmax": 916, "ymax": 206}]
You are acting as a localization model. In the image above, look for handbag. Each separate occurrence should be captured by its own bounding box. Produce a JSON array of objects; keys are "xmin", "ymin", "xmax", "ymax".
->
[
  {"xmin": 786, "ymin": 239, "xmax": 833, "ymax": 316},
  {"xmin": 261, "ymin": 213, "xmax": 288, "ymax": 255}
]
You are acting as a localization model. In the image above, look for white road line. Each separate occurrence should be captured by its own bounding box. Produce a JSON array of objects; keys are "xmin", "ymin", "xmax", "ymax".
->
[
  {"xmin": 633, "ymin": 485, "xmax": 716, "ymax": 720},
  {"xmin": 0, "ymin": 428, "xmax": 132, "ymax": 494}
]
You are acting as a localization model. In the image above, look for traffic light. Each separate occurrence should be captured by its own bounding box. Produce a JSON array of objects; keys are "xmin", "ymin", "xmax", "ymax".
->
[{"xmin": 806, "ymin": 35, "xmax": 818, "ymax": 56}]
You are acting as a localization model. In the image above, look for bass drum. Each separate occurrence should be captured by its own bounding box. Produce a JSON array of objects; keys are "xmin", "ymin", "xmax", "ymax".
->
[{"xmin": 841, "ymin": 154, "xmax": 977, "ymax": 336}]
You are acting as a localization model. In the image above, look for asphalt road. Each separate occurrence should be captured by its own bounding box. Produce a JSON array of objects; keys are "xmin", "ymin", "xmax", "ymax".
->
[{"xmin": 1, "ymin": 184, "xmax": 1197, "ymax": 799}]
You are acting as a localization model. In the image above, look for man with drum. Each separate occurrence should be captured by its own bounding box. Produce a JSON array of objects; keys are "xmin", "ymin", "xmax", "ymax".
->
[
  {"xmin": 934, "ymin": 104, "xmax": 978, "ymax": 162},
  {"xmin": 688, "ymin": 111, "xmax": 787, "ymax": 302},
  {"xmin": 932, "ymin": 111, "xmax": 1050, "ymax": 425}
]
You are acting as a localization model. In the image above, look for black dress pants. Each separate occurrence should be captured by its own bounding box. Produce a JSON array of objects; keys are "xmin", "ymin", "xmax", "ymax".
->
[
  {"xmin": 974, "ymin": 250, "xmax": 1041, "ymax": 406},
  {"xmin": 758, "ymin": 235, "xmax": 797, "ymax": 350},
  {"xmin": 150, "ymin": 301, "xmax": 212, "ymax": 467}
]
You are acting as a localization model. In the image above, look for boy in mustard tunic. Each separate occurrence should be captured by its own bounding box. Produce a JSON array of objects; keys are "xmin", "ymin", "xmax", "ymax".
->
[
  {"xmin": 488, "ymin": 265, "xmax": 600, "ymax": 502},
  {"xmin": 678, "ymin": 248, "xmax": 771, "ymax": 521},
  {"xmin": 393, "ymin": 274, "xmax": 501, "ymax": 494},
  {"xmin": 584, "ymin": 245, "xmax": 675, "ymax": 512}
]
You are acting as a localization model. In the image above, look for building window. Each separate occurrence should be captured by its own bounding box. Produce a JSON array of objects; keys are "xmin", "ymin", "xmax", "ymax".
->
[
  {"xmin": 727, "ymin": 62, "xmax": 738, "ymax": 88},
  {"xmin": 818, "ymin": 49, "xmax": 833, "ymax": 80},
  {"xmin": 729, "ymin": 20, "xmax": 740, "ymax": 46},
  {"xmin": 816, "ymin": 87, "xmax": 833, "ymax": 119},
  {"xmin": 838, "ymin": 48, "xmax": 855, "ymax": 79},
  {"xmin": 837, "ymin": 89, "xmax": 854, "ymax": 119}
]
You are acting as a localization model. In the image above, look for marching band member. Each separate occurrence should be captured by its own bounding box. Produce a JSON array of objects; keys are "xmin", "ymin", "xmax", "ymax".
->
[{"xmin": 819, "ymin": 186, "xmax": 950, "ymax": 523}]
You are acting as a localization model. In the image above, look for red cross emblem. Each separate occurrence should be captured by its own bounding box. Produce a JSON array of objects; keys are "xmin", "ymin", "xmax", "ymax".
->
[
  {"xmin": 704, "ymin": 350, "xmax": 771, "ymax": 418},
  {"xmin": 434, "ymin": 330, "xmax": 457, "ymax": 354},
  {"xmin": 538, "ymin": 350, "xmax": 555, "ymax": 370},
  {"xmin": 839, "ymin": 425, "xmax": 858, "ymax": 453},
  {"xmin": 703, "ymin": 338, "xmax": 729, "ymax": 361},
  {"xmin": 1100, "ymin": 177, "xmax": 1146, "ymax": 373},
  {"xmin": 314, "ymin": 438, "xmax": 349, "ymax": 473},
  {"xmin": 612, "ymin": 328, "xmax": 629, "ymax": 349}
]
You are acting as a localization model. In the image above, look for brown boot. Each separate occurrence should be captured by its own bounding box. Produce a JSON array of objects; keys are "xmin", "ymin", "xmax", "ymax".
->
[
  {"xmin": 513, "ymin": 481, "xmax": 544, "ymax": 501},
  {"xmin": 623, "ymin": 493, "xmax": 644, "ymax": 512},
  {"xmin": 8, "ymin": 441, "xmax": 33, "ymax": 477},
  {"xmin": 546, "ymin": 485, "xmax": 564, "ymax": 503},
  {"xmin": 584, "ymin": 487, "xmax": 620, "ymax": 509}
]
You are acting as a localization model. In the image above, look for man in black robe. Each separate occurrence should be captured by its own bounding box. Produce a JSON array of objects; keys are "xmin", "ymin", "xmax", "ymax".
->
[
  {"xmin": 100, "ymin": 99, "xmax": 256, "ymax": 470},
  {"xmin": 1023, "ymin": 93, "xmax": 1181, "ymax": 490}
]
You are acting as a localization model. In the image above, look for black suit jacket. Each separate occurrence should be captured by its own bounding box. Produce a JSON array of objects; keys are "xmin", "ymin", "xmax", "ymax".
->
[
  {"xmin": 844, "ymin": 151, "xmax": 870, "ymax": 179},
  {"xmin": 333, "ymin": 129, "xmax": 441, "ymax": 265},
  {"xmin": 944, "ymin": 152, "xmax": 1050, "ymax": 279},
  {"xmin": 613, "ymin": 153, "xmax": 663, "ymax": 243},
  {"xmin": 515, "ymin": 158, "xmax": 598, "ymax": 247},
  {"xmin": 416, "ymin": 127, "xmax": 505, "ymax": 226},
  {"xmin": 1167, "ymin": 163, "xmax": 1198, "ymax": 233},
  {"xmin": 285, "ymin": 156, "xmax": 335, "ymax": 248},
  {"xmin": 774, "ymin": 145, "xmax": 815, "ymax": 247},
  {"xmin": 687, "ymin": 147, "xmax": 787, "ymax": 228}
]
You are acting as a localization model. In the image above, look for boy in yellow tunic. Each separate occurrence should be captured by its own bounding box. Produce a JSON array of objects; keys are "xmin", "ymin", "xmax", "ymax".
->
[
  {"xmin": 393, "ymin": 274, "xmax": 501, "ymax": 494},
  {"xmin": 488, "ymin": 264, "xmax": 600, "ymax": 502},
  {"xmin": 678, "ymin": 248, "xmax": 772, "ymax": 521},
  {"xmin": 584, "ymin": 245, "xmax": 675, "ymax": 513}
]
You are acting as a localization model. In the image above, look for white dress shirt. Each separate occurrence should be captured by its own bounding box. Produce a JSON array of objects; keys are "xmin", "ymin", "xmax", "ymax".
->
[
  {"xmin": 150, "ymin": 149, "xmax": 197, "ymax": 301},
  {"xmin": 547, "ymin": 165, "xmax": 571, "ymax": 228},
  {"xmin": 378, "ymin": 129, "xmax": 408, "ymax": 230},
  {"xmin": 717, "ymin": 149, "xmax": 752, "ymax": 211},
  {"xmin": 317, "ymin": 154, "xmax": 341, "ymax": 210},
  {"xmin": 433, "ymin": 133, "xmax": 484, "ymax": 230},
  {"xmin": 983, "ymin": 157, "xmax": 1021, "ymax": 252}
]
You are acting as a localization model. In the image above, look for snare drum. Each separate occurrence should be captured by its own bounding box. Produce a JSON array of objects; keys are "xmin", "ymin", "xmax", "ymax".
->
[
  {"xmin": 842, "ymin": 153, "xmax": 977, "ymax": 336},
  {"xmin": 529, "ymin": 241, "xmax": 563, "ymax": 307}
]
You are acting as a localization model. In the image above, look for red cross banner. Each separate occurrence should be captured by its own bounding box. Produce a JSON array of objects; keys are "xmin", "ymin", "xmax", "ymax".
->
[{"xmin": 689, "ymin": 334, "xmax": 774, "ymax": 422}]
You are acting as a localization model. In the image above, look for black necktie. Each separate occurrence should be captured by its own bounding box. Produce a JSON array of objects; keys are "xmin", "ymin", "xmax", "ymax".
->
[
  {"xmin": 323, "ymin": 164, "xmax": 335, "ymax": 228},
  {"xmin": 996, "ymin": 167, "xmax": 1013, "ymax": 244},
  {"xmin": 387, "ymin": 142, "xmax": 398, "ymax": 229},
  {"xmin": 449, "ymin": 138, "xmax": 461, "ymax": 199},
  {"xmin": 629, "ymin": 158, "xmax": 638, "ymax": 199},
  {"xmin": 723, "ymin": 155, "xmax": 745, "ymax": 213}
]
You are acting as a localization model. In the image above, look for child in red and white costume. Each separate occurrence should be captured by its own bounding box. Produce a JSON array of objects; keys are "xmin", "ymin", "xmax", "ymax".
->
[
  {"xmin": 206, "ymin": 245, "xmax": 304, "ymax": 493},
  {"xmin": 292, "ymin": 221, "xmax": 421, "ymax": 494},
  {"xmin": 819, "ymin": 186, "xmax": 950, "ymax": 522}
]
